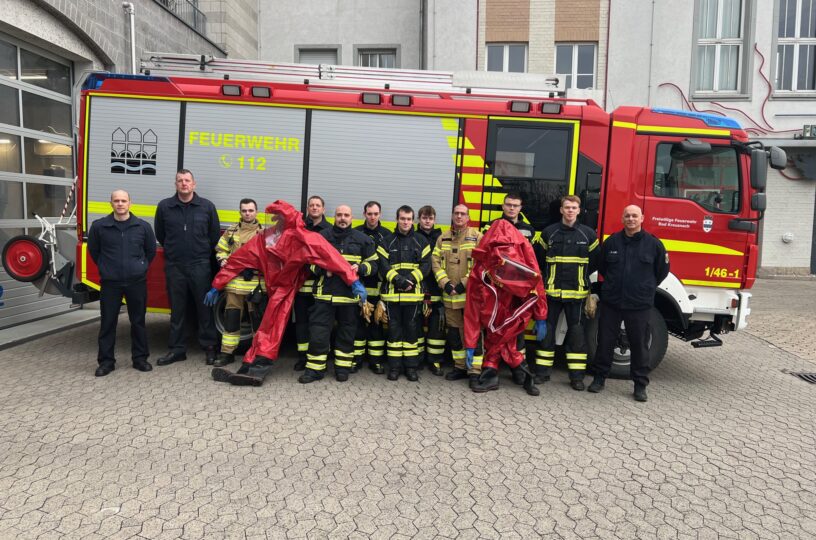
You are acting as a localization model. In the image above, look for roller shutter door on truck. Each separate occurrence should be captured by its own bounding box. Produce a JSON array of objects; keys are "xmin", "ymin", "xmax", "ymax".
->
[{"xmin": 307, "ymin": 111, "xmax": 457, "ymax": 220}]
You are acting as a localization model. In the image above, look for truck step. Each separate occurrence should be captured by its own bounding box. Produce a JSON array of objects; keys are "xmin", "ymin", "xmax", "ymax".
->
[{"xmin": 691, "ymin": 333, "xmax": 723, "ymax": 348}]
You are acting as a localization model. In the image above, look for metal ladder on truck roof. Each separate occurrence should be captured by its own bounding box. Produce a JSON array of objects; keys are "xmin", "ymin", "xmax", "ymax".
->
[{"xmin": 140, "ymin": 53, "xmax": 565, "ymax": 98}]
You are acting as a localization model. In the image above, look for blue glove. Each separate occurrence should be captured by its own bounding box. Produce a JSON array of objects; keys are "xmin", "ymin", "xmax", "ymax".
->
[
  {"xmin": 351, "ymin": 279, "xmax": 367, "ymax": 304},
  {"xmin": 203, "ymin": 287, "xmax": 220, "ymax": 307},
  {"xmin": 465, "ymin": 348, "xmax": 475, "ymax": 370},
  {"xmin": 534, "ymin": 319, "xmax": 547, "ymax": 342}
]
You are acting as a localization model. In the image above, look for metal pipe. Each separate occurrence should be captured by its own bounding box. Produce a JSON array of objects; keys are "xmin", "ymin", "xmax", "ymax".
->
[
  {"xmin": 419, "ymin": 0, "xmax": 427, "ymax": 69},
  {"xmin": 603, "ymin": 0, "xmax": 611, "ymax": 110},
  {"xmin": 122, "ymin": 2, "xmax": 136, "ymax": 73},
  {"xmin": 646, "ymin": 0, "xmax": 656, "ymax": 105}
]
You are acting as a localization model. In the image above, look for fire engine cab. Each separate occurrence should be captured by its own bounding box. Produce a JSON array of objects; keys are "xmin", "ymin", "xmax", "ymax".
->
[{"xmin": 1, "ymin": 54, "xmax": 786, "ymax": 377}]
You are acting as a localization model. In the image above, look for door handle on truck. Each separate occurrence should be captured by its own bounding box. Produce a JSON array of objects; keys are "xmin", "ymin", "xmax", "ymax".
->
[{"xmin": 728, "ymin": 219, "xmax": 757, "ymax": 233}]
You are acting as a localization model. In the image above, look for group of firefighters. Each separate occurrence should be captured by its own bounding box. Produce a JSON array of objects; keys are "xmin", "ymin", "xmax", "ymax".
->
[{"xmin": 89, "ymin": 169, "xmax": 669, "ymax": 402}]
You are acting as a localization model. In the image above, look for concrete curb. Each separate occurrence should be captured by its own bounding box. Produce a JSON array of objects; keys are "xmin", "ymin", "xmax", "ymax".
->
[{"xmin": 0, "ymin": 309, "xmax": 100, "ymax": 351}]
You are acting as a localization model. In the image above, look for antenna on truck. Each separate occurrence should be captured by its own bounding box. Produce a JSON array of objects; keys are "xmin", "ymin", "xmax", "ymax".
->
[{"xmin": 140, "ymin": 53, "xmax": 566, "ymax": 98}]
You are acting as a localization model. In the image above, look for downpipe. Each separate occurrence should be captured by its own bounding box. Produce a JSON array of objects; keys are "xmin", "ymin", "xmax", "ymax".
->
[{"xmin": 122, "ymin": 2, "xmax": 136, "ymax": 74}]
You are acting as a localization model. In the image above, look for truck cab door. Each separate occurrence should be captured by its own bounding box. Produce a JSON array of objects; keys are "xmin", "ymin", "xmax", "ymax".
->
[
  {"xmin": 483, "ymin": 118, "xmax": 579, "ymax": 230},
  {"xmin": 644, "ymin": 136, "xmax": 751, "ymax": 289}
]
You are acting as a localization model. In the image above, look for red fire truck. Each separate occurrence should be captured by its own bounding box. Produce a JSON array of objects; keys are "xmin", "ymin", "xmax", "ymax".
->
[{"xmin": 1, "ymin": 55, "xmax": 785, "ymax": 376}]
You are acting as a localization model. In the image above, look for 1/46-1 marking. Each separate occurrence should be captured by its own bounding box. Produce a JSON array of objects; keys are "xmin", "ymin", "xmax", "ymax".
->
[{"xmin": 704, "ymin": 266, "xmax": 740, "ymax": 278}]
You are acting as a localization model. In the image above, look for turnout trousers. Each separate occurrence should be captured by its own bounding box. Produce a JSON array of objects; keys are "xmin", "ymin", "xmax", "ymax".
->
[
  {"xmin": 386, "ymin": 302, "xmax": 421, "ymax": 372},
  {"xmin": 536, "ymin": 300, "xmax": 587, "ymax": 381},
  {"xmin": 305, "ymin": 301, "xmax": 359, "ymax": 376},
  {"xmin": 98, "ymin": 278, "xmax": 148, "ymax": 366},
  {"xmin": 445, "ymin": 307, "xmax": 482, "ymax": 374},
  {"xmin": 354, "ymin": 296, "xmax": 385, "ymax": 370},
  {"xmin": 293, "ymin": 294, "xmax": 314, "ymax": 363},
  {"xmin": 590, "ymin": 302, "xmax": 651, "ymax": 387}
]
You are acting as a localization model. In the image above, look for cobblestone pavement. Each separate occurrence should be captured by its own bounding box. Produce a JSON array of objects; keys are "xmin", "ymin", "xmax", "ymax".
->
[
  {"xmin": 1, "ymin": 280, "xmax": 815, "ymax": 539},
  {"xmin": 744, "ymin": 278, "xmax": 816, "ymax": 362}
]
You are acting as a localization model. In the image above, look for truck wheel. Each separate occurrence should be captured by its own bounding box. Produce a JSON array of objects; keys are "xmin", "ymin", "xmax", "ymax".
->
[
  {"xmin": 2, "ymin": 235, "xmax": 50, "ymax": 282},
  {"xmin": 212, "ymin": 292, "xmax": 257, "ymax": 348},
  {"xmin": 585, "ymin": 305, "xmax": 668, "ymax": 379}
]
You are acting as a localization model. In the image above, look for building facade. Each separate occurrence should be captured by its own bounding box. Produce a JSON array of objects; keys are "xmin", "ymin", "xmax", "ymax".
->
[
  {"xmin": 0, "ymin": 0, "xmax": 231, "ymax": 329},
  {"xmin": 607, "ymin": 0, "xmax": 816, "ymax": 275}
]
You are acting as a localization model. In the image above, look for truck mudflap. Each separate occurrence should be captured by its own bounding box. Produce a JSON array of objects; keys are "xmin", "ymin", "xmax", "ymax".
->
[{"xmin": 735, "ymin": 291, "xmax": 752, "ymax": 331}]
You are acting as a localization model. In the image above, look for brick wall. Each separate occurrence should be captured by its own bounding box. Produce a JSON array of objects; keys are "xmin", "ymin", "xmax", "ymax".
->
[
  {"xmin": 527, "ymin": 0, "xmax": 555, "ymax": 74},
  {"xmin": 555, "ymin": 0, "xmax": 600, "ymax": 42},
  {"xmin": 486, "ymin": 0, "xmax": 530, "ymax": 42}
]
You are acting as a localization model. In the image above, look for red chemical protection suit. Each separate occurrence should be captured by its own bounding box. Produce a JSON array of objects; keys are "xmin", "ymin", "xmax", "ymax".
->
[
  {"xmin": 464, "ymin": 219, "xmax": 547, "ymax": 371},
  {"xmin": 211, "ymin": 200, "xmax": 357, "ymax": 366}
]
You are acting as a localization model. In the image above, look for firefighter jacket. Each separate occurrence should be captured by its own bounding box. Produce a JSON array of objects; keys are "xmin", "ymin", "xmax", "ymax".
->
[
  {"xmin": 154, "ymin": 193, "xmax": 220, "ymax": 264},
  {"xmin": 432, "ymin": 226, "xmax": 482, "ymax": 310},
  {"xmin": 378, "ymin": 227, "xmax": 431, "ymax": 304},
  {"xmin": 212, "ymin": 200, "xmax": 358, "ymax": 364},
  {"xmin": 598, "ymin": 229, "xmax": 670, "ymax": 311},
  {"xmin": 215, "ymin": 220, "xmax": 265, "ymax": 294},
  {"xmin": 539, "ymin": 221, "xmax": 599, "ymax": 302},
  {"xmin": 310, "ymin": 225, "xmax": 378, "ymax": 304},
  {"xmin": 464, "ymin": 219, "xmax": 547, "ymax": 369},
  {"xmin": 355, "ymin": 222, "xmax": 392, "ymax": 298},
  {"xmin": 416, "ymin": 226, "xmax": 442, "ymax": 301},
  {"xmin": 298, "ymin": 216, "xmax": 332, "ymax": 294}
]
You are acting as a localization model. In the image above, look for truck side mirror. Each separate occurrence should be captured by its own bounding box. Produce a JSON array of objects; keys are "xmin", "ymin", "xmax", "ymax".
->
[
  {"xmin": 750, "ymin": 148, "xmax": 768, "ymax": 191},
  {"xmin": 680, "ymin": 138, "xmax": 711, "ymax": 154},
  {"xmin": 751, "ymin": 192, "xmax": 766, "ymax": 212},
  {"xmin": 768, "ymin": 146, "xmax": 787, "ymax": 170}
]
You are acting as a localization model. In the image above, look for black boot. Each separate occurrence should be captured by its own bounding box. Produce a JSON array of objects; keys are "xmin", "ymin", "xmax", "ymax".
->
[
  {"xmin": 405, "ymin": 368, "xmax": 419, "ymax": 382},
  {"xmin": 293, "ymin": 357, "xmax": 307, "ymax": 371},
  {"xmin": 225, "ymin": 357, "xmax": 274, "ymax": 386},
  {"xmin": 510, "ymin": 366, "xmax": 526, "ymax": 386},
  {"xmin": 445, "ymin": 368, "xmax": 468, "ymax": 381},
  {"xmin": 213, "ymin": 352, "xmax": 235, "ymax": 367},
  {"xmin": 587, "ymin": 376, "xmax": 605, "ymax": 393},
  {"xmin": 634, "ymin": 384, "xmax": 648, "ymax": 402},
  {"xmin": 534, "ymin": 367, "xmax": 551, "ymax": 385},
  {"xmin": 428, "ymin": 362, "xmax": 444, "ymax": 376},
  {"xmin": 471, "ymin": 368, "xmax": 499, "ymax": 393},
  {"xmin": 298, "ymin": 368, "xmax": 325, "ymax": 384}
]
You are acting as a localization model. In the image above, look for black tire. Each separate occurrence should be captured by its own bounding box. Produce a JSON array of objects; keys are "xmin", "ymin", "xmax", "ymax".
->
[
  {"xmin": 212, "ymin": 292, "xmax": 260, "ymax": 350},
  {"xmin": 585, "ymin": 305, "xmax": 668, "ymax": 379},
  {"xmin": 2, "ymin": 235, "xmax": 50, "ymax": 282}
]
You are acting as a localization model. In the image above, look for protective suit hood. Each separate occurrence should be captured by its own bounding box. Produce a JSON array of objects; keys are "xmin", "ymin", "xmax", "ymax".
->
[
  {"xmin": 264, "ymin": 200, "xmax": 304, "ymax": 250},
  {"xmin": 472, "ymin": 219, "xmax": 540, "ymax": 298}
]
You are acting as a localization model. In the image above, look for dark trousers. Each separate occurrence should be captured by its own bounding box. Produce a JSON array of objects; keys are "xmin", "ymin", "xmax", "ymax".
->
[
  {"xmin": 165, "ymin": 260, "xmax": 217, "ymax": 353},
  {"xmin": 538, "ymin": 300, "xmax": 587, "ymax": 379},
  {"xmin": 386, "ymin": 302, "xmax": 421, "ymax": 371},
  {"xmin": 591, "ymin": 302, "xmax": 651, "ymax": 387},
  {"xmin": 419, "ymin": 301, "xmax": 446, "ymax": 365},
  {"xmin": 294, "ymin": 294, "xmax": 314, "ymax": 362},
  {"xmin": 98, "ymin": 278, "xmax": 148, "ymax": 366},
  {"xmin": 305, "ymin": 301, "xmax": 359, "ymax": 374}
]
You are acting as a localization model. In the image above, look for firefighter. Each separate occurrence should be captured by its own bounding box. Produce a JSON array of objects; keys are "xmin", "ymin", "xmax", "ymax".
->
[
  {"xmin": 415, "ymin": 205, "xmax": 444, "ymax": 376},
  {"xmin": 207, "ymin": 200, "xmax": 365, "ymax": 386},
  {"xmin": 587, "ymin": 204, "xmax": 669, "ymax": 402},
  {"xmin": 354, "ymin": 201, "xmax": 391, "ymax": 374},
  {"xmin": 212, "ymin": 198, "xmax": 265, "ymax": 368},
  {"xmin": 299, "ymin": 205, "xmax": 378, "ymax": 383},
  {"xmin": 293, "ymin": 195, "xmax": 332, "ymax": 371},
  {"xmin": 536, "ymin": 195, "xmax": 599, "ymax": 390},
  {"xmin": 483, "ymin": 192, "xmax": 544, "ymax": 385},
  {"xmin": 432, "ymin": 203, "xmax": 483, "ymax": 388},
  {"xmin": 379, "ymin": 205, "xmax": 432, "ymax": 381}
]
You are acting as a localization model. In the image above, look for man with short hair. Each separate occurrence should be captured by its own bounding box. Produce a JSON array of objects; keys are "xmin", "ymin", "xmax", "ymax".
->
[
  {"xmin": 354, "ymin": 201, "xmax": 391, "ymax": 374},
  {"xmin": 378, "ymin": 205, "xmax": 431, "ymax": 381},
  {"xmin": 212, "ymin": 198, "xmax": 265, "ymax": 367},
  {"xmin": 536, "ymin": 195, "xmax": 599, "ymax": 390},
  {"xmin": 415, "ymin": 205, "xmax": 444, "ymax": 376},
  {"xmin": 88, "ymin": 190, "xmax": 156, "ymax": 376},
  {"xmin": 433, "ymin": 204, "xmax": 483, "ymax": 388},
  {"xmin": 293, "ymin": 194, "xmax": 332, "ymax": 370},
  {"xmin": 154, "ymin": 169, "xmax": 221, "ymax": 366},
  {"xmin": 299, "ymin": 205, "xmax": 378, "ymax": 383},
  {"xmin": 587, "ymin": 205, "xmax": 670, "ymax": 402}
]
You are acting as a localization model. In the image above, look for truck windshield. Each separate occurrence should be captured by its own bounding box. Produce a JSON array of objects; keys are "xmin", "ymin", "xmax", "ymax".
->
[{"xmin": 654, "ymin": 143, "xmax": 741, "ymax": 214}]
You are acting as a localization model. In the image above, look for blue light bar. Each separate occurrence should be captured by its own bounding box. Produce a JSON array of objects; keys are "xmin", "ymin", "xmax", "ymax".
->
[
  {"xmin": 651, "ymin": 108, "xmax": 742, "ymax": 129},
  {"xmin": 82, "ymin": 72, "xmax": 169, "ymax": 91}
]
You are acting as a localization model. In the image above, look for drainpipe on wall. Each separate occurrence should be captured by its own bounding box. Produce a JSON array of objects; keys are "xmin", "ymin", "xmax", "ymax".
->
[
  {"xmin": 122, "ymin": 2, "xmax": 136, "ymax": 74},
  {"xmin": 603, "ymin": 0, "xmax": 611, "ymax": 110},
  {"xmin": 646, "ymin": 0, "xmax": 656, "ymax": 105},
  {"xmin": 419, "ymin": 0, "xmax": 427, "ymax": 69}
]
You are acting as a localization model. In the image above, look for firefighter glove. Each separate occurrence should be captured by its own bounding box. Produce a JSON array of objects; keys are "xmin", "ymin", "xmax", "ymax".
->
[
  {"xmin": 454, "ymin": 282, "xmax": 466, "ymax": 295},
  {"xmin": 584, "ymin": 294, "xmax": 599, "ymax": 319},
  {"xmin": 361, "ymin": 301, "xmax": 374, "ymax": 323},
  {"xmin": 444, "ymin": 282, "xmax": 455, "ymax": 295},
  {"xmin": 437, "ymin": 304, "xmax": 446, "ymax": 332},
  {"xmin": 374, "ymin": 301, "xmax": 388, "ymax": 324},
  {"xmin": 203, "ymin": 288, "xmax": 220, "ymax": 307},
  {"xmin": 422, "ymin": 302, "xmax": 432, "ymax": 317},
  {"xmin": 465, "ymin": 348, "xmax": 475, "ymax": 370},
  {"xmin": 351, "ymin": 279, "xmax": 367, "ymax": 304},
  {"xmin": 534, "ymin": 319, "xmax": 548, "ymax": 342},
  {"xmin": 241, "ymin": 268, "xmax": 255, "ymax": 281}
]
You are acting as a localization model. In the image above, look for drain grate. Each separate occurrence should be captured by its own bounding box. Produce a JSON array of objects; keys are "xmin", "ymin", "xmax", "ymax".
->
[{"xmin": 782, "ymin": 369, "xmax": 816, "ymax": 384}]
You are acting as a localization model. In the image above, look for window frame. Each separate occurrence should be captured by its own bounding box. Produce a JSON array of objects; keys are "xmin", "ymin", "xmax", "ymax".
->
[
  {"xmin": 691, "ymin": 0, "xmax": 754, "ymax": 100},
  {"xmin": 485, "ymin": 43, "xmax": 528, "ymax": 73},
  {"xmin": 773, "ymin": 0, "xmax": 816, "ymax": 95},
  {"xmin": 294, "ymin": 45, "xmax": 341, "ymax": 65},
  {"xmin": 354, "ymin": 46, "xmax": 400, "ymax": 69},
  {"xmin": 554, "ymin": 42, "xmax": 598, "ymax": 90}
]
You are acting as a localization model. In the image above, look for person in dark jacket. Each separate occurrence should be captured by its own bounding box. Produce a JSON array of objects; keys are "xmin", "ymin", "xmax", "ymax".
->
[
  {"xmin": 415, "ymin": 205, "xmax": 445, "ymax": 376},
  {"xmin": 154, "ymin": 169, "xmax": 221, "ymax": 366},
  {"xmin": 299, "ymin": 204, "xmax": 378, "ymax": 384},
  {"xmin": 87, "ymin": 190, "xmax": 156, "ymax": 376},
  {"xmin": 587, "ymin": 204, "xmax": 670, "ymax": 402}
]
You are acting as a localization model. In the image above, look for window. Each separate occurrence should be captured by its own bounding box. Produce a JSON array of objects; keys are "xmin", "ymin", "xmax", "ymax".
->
[
  {"xmin": 0, "ymin": 39, "xmax": 16, "ymax": 79},
  {"xmin": 0, "ymin": 84, "xmax": 19, "ymax": 126},
  {"xmin": 486, "ymin": 44, "xmax": 527, "ymax": 73},
  {"xmin": 654, "ymin": 143, "xmax": 741, "ymax": 213},
  {"xmin": 359, "ymin": 50, "xmax": 396, "ymax": 68},
  {"xmin": 297, "ymin": 48, "xmax": 338, "ymax": 65},
  {"xmin": 20, "ymin": 48, "xmax": 71, "ymax": 95},
  {"xmin": 777, "ymin": 0, "xmax": 816, "ymax": 91},
  {"xmin": 695, "ymin": 0, "xmax": 744, "ymax": 92},
  {"xmin": 21, "ymin": 91, "xmax": 71, "ymax": 136},
  {"xmin": 555, "ymin": 44, "xmax": 597, "ymax": 89},
  {"xmin": 0, "ymin": 132, "xmax": 21, "ymax": 173}
]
